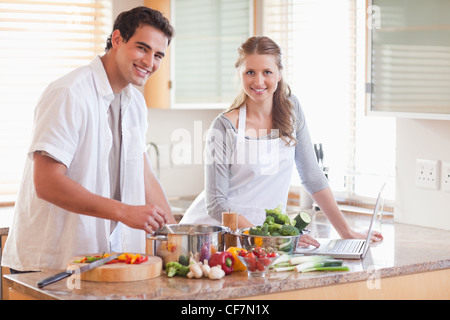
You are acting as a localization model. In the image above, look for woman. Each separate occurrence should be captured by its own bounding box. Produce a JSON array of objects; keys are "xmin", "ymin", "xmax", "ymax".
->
[{"xmin": 180, "ymin": 36, "xmax": 382, "ymax": 246}]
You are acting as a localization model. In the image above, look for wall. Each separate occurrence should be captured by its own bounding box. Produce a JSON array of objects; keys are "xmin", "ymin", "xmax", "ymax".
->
[
  {"xmin": 395, "ymin": 118, "xmax": 450, "ymax": 230},
  {"xmin": 146, "ymin": 108, "xmax": 221, "ymax": 198},
  {"xmin": 113, "ymin": 0, "xmax": 144, "ymax": 17}
]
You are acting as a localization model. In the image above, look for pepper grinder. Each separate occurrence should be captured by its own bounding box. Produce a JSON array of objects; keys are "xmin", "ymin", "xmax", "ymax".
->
[{"xmin": 222, "ymin": 210, "xmax": 237, "ymax": 249}]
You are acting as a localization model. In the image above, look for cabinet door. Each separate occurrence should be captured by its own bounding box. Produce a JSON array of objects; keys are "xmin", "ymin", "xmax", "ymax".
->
[{"xmin": 367, "ymin": 0, "xmax": 450, "ymax": 119}]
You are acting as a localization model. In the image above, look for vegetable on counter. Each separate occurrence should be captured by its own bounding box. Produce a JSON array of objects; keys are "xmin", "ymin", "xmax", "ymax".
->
[
  {"xmin": 74, "ymin": 253, "xmax": 148, "ymax": 265},
  {"xmin": 178, "ymin": 255, "xmax": 190, "ymax": 266},
  {"xmin": 226, "ymin": 247, "xmax": 247, "ymax": 272},
  {"xmin": 198, "ymin": 260, "xmax": 226, "ymax": 280},
  {"xmin": 166, "ymin": 261, "xmax": 190, "ymax": 277},
  {"xmin": 271, "ymin": 254, "xmax": 350, "ymax": 273},
  {"xmin": 165, "ymin": 259, "xmax": 227, "ymax": 280},
  {"xmin": 187, "ymin": 260, "xmax": 226, "ymax": 280},
  {"xmin": 208, "ymin": 265, "xmax": 226, "ymax": 280},
  {"xmin": 187, "ymin": 261, "xmax": 203, "ymax": 279},
  {"xmin": 208, "ymin": 252, "xmax": 234, "ymax": 275}
]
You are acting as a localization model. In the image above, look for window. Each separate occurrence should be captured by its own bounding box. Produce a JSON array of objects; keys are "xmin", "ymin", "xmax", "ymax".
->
[
  {"xmin": 0, "ymin": 0, "xmax": 112, "ymax": 202},
  {"xmin": 171, "ymin": 0, "xmax": 252, "ymax": 108},
  {"xmin": 263, "ymin": 0, "xmax": 396, "ymax": 203}
]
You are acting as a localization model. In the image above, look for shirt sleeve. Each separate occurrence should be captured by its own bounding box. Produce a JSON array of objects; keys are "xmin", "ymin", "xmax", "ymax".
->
[
  {"xmin": 28, "ymin": 85, "xmax": 81, "ymax": 168},
  {"xmin": 291, "ymin": 95, "xmax": 330, "ymax": 194},
  {"xmin": 204, "ymin": 115, "xmax": 236, "ymax": 221}
]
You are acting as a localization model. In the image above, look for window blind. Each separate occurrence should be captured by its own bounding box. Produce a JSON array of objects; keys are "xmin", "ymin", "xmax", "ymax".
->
[
  {"xmin": 172, "ymin": 0, "xmax": 251, "ymax": 107},
  {"xmin": 263, "ymin": 0, "xmax": 396, "ymax": 201},
  {"xmin": 0, "ymin": 0, "xmax": 112, "ymax": 201}
]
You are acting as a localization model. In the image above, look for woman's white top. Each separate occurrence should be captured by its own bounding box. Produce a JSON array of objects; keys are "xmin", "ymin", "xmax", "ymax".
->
[{"xmin": 180, "ymin": 95, "xmax": 328, "ymax": 226}]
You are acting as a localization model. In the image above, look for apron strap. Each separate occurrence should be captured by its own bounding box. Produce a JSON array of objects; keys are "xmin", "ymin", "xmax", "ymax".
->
[{"xmin": 237, "ymin": 106, "xmax": 246, "ymax": 138}]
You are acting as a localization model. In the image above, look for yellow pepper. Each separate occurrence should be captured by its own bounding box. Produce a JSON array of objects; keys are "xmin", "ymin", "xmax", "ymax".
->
[
  {"xmin": 254, "ymin": 237, "xmax": 263, "ymax": 247},
  {"xmin": 117, "ymin": 253, "xmax": 128, "ymax": 261},
  {"xmin": 226, "ymin": 247, "xmax": 247, "ymax": 272},
  {"xmin": 128, "ymin": 254, "xmax": 135, "ymax": 264}
]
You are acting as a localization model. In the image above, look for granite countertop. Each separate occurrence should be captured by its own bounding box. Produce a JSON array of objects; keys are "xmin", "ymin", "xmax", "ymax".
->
[{"xmin": 4, "ymin": 212, "xmax": 450, "ymax": 300}]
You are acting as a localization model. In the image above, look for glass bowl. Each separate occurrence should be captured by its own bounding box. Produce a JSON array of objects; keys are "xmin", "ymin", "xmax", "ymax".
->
[{"xmin": 238, "ymin": 255, "xmax": 279, "ymax": 277}]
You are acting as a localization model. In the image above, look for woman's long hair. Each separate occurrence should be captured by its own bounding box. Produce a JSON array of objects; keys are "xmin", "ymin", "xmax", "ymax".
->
[{"xmin": 226, "ymin": 36, "xmax": 296, "ymax": 146}]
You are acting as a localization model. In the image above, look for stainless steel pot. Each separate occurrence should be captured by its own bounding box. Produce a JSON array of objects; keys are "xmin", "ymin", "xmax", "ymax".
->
[{"xmin": 147, "ymin": 224, "xmax": 228, "ymax": 268}]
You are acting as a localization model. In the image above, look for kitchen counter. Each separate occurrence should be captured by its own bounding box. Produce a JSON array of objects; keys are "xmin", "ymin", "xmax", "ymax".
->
[{"xmin": 3, "ymin": 212, "xmax": 450, "ymax": 300}]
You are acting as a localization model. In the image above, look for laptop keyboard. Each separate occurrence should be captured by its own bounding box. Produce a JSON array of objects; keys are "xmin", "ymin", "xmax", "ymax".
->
[{"xmin": 327, "ymin": 239, "xmax": 364, "ymax": 253}]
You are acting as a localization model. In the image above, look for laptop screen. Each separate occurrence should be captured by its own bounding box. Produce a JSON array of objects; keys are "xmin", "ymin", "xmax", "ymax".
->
[{"xmin": 361, "ymin": 183, "xmax": 385, "ymax": 258}]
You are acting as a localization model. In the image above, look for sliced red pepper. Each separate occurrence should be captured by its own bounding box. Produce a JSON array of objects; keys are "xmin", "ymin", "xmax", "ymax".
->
[{"xmin": 76, "ymin": 253, "xmax": 148, "ymax": 265}]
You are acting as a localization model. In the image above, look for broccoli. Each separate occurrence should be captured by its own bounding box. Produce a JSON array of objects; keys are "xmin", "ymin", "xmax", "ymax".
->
[
  {"xmin": 280, "ymin": 224, "xmax": 300, "ymax": 236},
  {"xmin": 177, "ymin": 264, "xmax": 190, "ymax": 277},
  {"xmin": 178, "ymin": 255, "xmax": 190, "ymax": 266},
  {"xmin": 264, "ymin": 216, "xmax": 283, "ymax": 234},
  {"xmin": 249, "ymin": 206, "xmax": 301, "ymax": 237},
  {"xmin": 265, "ymin": 205, "xmax": 296, "ymax": 226},
  {"xmin": 165, "ymin": 261, "xmax": 190, "ymax": 277},
  {"xmin": 249, "ymin": 224, "xmax": 269, "ymax": 236}
]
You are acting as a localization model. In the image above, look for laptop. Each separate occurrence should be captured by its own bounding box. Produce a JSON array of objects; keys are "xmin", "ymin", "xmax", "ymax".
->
[{"xmin": 295, "ymin": 183, "xmax": 385, "ymax": 259}]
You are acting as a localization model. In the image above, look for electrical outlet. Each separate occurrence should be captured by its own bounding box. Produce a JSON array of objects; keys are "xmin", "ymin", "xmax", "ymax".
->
[
  {"xmin": 416, "ymin": 159, "xmax": 440, "ymax": 190},
  {"xmin": 441, "ymin": 161, "xmax": 450, "ymax": 193}
]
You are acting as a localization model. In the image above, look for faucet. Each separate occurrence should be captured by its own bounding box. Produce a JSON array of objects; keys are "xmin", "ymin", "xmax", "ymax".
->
[{"xmin": 146, "ymin": 142, "xmax": 160, "ymax": 179}]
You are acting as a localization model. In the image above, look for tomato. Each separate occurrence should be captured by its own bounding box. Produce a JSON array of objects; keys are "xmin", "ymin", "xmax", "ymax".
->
[
  {"xmin": 244, "ymin": 252, "xmax": 256, "ymax": 271},
  {"xmin": 238, "ymin": 249, "xmax": 248, "ymax": 257},
  {"xmin": 260, "ymin": 257, "xmax": 271, "ymax": 266},
  {"xmin": 256, "ymin": 260, "xmax": 266, "ymax": 271},
  {"xmin": 245, "ymin": 252, "xmax": 255, "ymax": 258},
  {"xmin": 251, "ymin": 246, "xmax": 265, "ymax": 258}
]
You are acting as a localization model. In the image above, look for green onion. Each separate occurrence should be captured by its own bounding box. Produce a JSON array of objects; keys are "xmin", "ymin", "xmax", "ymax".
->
[
  {"xmin": 298, "ymin": 266, "xmax": 350, "ymax": 273},
  {"xmin": 273, "ymin": 266, "xmax": 296, "ymax": 272},
  {"xmin": 295, "ymin": 259, "xmax": 343, "ymax": 272},
  {"xmin": 289, "ymin": 255, "xmax": 332, "ymax": 266}
]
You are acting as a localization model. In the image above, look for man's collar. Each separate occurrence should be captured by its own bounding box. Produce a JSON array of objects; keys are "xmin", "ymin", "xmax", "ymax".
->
[{"xmin": 90, "ymin": 55, "xmax": 133, "ymax": 109}]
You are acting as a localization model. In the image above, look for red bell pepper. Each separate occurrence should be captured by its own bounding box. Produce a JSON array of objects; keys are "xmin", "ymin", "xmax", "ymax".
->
[{"xmin": 208, "ymin": 252, "xmax": 234, "ymax": 275}]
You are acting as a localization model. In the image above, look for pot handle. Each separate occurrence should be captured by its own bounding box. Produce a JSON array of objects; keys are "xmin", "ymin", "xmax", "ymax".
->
[
  {"xmin": 223, "ymin": 226, "xmax": 240, "ymax": 236},
  {"xmin": 146, "ymin": 234, "xmax": 168, "ymax": 241}
]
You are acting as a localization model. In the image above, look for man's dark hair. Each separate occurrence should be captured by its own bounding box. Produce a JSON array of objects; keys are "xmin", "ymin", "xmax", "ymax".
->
[{"xmin": 105, "ymin": 6, "xmax": 174, "ymax": 51}]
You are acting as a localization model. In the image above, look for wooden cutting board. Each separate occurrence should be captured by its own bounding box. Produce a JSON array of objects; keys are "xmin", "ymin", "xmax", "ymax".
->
[{"xmin": 67, "ymin": 253, "xmax": 162, "ymax": 282}]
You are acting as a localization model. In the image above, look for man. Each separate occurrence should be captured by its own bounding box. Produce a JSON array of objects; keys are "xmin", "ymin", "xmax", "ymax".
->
[{"xmin": 2, "ymin": 7, "xmax": 176, "ymax": 272}]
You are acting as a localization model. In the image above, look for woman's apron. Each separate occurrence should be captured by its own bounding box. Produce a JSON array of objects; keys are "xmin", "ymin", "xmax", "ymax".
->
[{"xmin": 180, "ymin": 106, "xmax": 295, "ymax": 226}]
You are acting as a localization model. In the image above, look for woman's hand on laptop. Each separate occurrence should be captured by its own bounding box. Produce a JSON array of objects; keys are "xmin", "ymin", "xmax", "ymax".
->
[
  {"xmin": 298, "ymin": 234, "xmax": 321, "ymax": 248},
  {"xmin": 348, "ymin": 229, "xmax": 383, "ymax": 242},
  {"xmin": 369, "ymin": 230, "xmax": 383, "ymax": 242}
]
